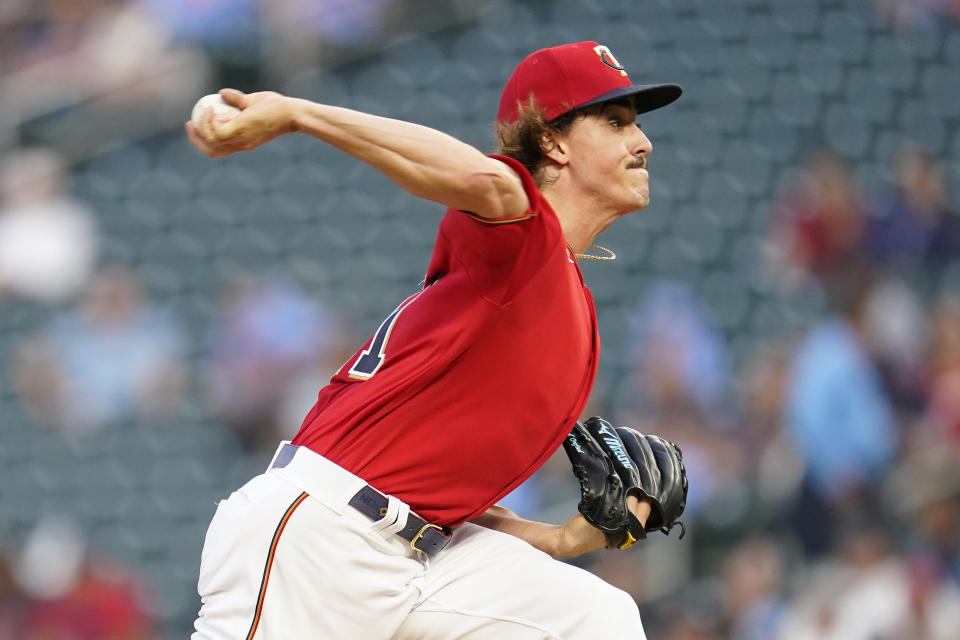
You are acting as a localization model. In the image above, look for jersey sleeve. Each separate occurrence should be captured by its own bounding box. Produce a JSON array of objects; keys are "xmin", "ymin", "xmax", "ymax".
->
[{"xmin": 429, "ymin": 155, "xmax": 565, "ymax": 307}]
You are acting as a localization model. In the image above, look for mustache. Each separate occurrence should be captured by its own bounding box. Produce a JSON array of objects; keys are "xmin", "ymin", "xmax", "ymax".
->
[{"xmin": 628, "ymin": 158, "xmax": 647, "ymax": 169}]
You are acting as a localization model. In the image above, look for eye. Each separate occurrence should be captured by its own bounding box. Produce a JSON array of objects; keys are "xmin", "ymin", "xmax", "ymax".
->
[{"xmin": 609, "ymin": 118, "xmax": 624, "ymax": 129}]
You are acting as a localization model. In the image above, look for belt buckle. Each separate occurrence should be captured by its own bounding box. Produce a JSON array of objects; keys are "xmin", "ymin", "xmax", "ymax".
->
[{"xmin": 410, "ymin": 523, "xmax": 444, "ymax": 553}]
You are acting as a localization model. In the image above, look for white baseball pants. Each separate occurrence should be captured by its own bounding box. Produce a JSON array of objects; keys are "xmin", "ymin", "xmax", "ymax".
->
[{"xmin": 192, "ymin": 443, "xmax": 647, "ymax": 639}]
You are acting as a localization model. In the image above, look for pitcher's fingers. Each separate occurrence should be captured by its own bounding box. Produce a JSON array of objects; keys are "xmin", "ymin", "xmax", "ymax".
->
[
  {"xmin": 185, "ymin": 122, "xmax": 211, "ymax": 152},
  {"xmin": 185, "ymin": 122, "xmax": 231, "ymax": 157},
  {"xmin": 219, "ymin": 88, "xmax": 247, "ymax": 108}
]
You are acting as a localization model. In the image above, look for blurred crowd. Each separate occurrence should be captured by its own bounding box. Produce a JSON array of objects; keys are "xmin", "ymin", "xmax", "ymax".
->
[
  {"xmin": 0, "ymin": 0, "xmax": 211, "ymax": 160},
  {"xmin": 0, "ymin": 0, "xmax": 488, "ymax": 161},
  {"xmin": 0, "ymin": 0, "xmax": 401, "ymax": 159}
]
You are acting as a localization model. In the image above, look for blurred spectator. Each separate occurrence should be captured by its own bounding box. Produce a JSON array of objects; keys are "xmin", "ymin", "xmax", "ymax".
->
[
  {"xmin": 267, "ymin": 0, "xmax": 400, "ymax": 47},
  {"xmin": 138, "ymin": 0, "xmax": 259, "ymax": 56},
  {"xmin": 768, "ymin": 150, "xmax": 868, "ymax": 289},
  {"xmin": 885, "ymin": 446, "xmax": 960, "ymax": 573},
  {"xmin": 137, "ymin": 0, "xmax": 261, "ymax": 88},
  {"xmin": 925, "ymin": 292, "xmax": 960, "ymax": 444},
  {"xmin": 737, "ymin": 341, "xmax": 805, "ymax": 509},
  {"xmin": 782, "ymin": 263, "xmax": 898, "ymax": 556},
  {"xmin": 861, "ymin": 276, "xmax": 929, "ymax": 425},
  {"xmin": 205, "ymin": 274, "xmax": 348, "ymax": 455},
  {"xmin": 0, "ymin": 147, "xmax": 98, "ymax": 303},
  {"xmin": 721, "ymin": 537, "xmax": 788, "ymax": 640},
  {"xmin": 14, "ymin": 515, "xmax": 155, "ymax": 640},
  {"xmin": 11, "ymin": 265, "xmax": 187, "ymax": 434},
  {"xmin": 260, "ymin": 0, "xmax": 401, "ymax": 81},
  {"xmin": 775, "ymin": 521, "xmax": 912, "ymax": 640},
  {"xmin": 643, "ymin": 592, "xmax": 724, "ymax": 640},
  {"xmin": 898, "ymin": 555, "xmax": 960, "ymax": 640},
  {"xmin": 885, "ymin": 446, "xmax": 960, "ymax": 639},
  {"xmin": 0, "ymin": 0, "xmax": 211, "ymax": 157},
  {"xmin": 140, "ymin": 0, "xmax": 402, "ymax": 89},
  {"xmin": 872, "ymin": 0, "xmax": 960, "ymax": 30},
  {"xmin": 0, "ymin": 1, "xmax": 93, "ymax": 76},
  {"xmin": 865, "ymin": 143, "xmax": 960, "ymax": 277},
  {"xmin": 616, "ymin": 281, "xmax": 732, "ymax": 424}
]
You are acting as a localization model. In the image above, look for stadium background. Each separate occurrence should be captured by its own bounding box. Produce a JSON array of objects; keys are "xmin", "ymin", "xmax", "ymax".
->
[{"xmin": 1, "ymin": 0, "xmax": 959, "ymax": 638}]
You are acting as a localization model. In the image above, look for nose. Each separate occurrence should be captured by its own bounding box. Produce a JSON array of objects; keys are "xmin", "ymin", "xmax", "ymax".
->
[{"xmin": 631, "ymin": 126, "xmax": 652, "ymax": 157}]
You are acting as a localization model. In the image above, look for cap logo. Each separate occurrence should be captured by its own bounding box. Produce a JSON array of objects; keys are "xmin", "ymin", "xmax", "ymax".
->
[{"xmin": 593, "ymin": 45, "xmax": 627, "ymax": 76}]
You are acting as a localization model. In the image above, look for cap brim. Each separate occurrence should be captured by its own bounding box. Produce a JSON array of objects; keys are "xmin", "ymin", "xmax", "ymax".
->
[{"xmin": 579, "ymin": 83, "xmax": 682, "ymax": 114}]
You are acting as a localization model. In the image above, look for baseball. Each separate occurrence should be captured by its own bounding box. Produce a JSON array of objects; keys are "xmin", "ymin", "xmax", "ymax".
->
[{"xmin": 190, "ymin": 94, "xmax": 241, "ymax": 129}]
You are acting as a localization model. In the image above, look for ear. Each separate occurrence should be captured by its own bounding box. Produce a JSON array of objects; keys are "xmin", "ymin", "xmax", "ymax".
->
[{"xmin": 541, "ymin": 129, "xmax": 570, "ymax": 167}]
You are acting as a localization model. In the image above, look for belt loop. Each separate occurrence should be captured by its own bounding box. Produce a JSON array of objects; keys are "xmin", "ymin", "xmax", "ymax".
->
[
  {"xmin": 267, "ymin": 441, "xmax": 294, "ymax": 470},
  {"xmin": 375, "ymin": 498, "xmax": 410, "ymax": 539}
]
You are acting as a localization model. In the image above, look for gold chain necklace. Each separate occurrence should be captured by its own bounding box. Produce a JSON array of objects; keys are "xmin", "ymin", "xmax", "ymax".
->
[{"xmin": 568, "ymin": 243, "xmax": 617, "ymax": 261}]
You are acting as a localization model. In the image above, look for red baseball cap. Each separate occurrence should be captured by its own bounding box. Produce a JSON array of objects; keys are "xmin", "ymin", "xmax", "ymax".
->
[{"xmin": 497, "ymin": 41, "xmax": 682, "ymax": 124}]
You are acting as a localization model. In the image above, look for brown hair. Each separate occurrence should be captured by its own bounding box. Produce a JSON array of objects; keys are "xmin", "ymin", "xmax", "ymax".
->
[{"xmin": 495, "ymin": 96, "xmax": 578, "ymax": 188}]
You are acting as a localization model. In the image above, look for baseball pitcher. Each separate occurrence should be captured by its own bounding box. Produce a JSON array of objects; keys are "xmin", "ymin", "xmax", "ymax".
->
[{"xmin": 188, "ymin": 41, "xmax": 687, "ymax": 639}]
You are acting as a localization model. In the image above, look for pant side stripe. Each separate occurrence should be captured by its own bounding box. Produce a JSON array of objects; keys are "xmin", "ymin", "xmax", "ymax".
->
[{"xmin": 245, "ymin": 491, "xmax": 309, "ymax": 640}]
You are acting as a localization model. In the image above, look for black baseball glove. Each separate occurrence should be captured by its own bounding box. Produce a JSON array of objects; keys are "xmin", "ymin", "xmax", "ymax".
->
[
  {"xmin": 563, "ymin": 417, "xmax": 689, "ymax": 550},
  {"xmin": 562, "ymin": 420, "xmax": 644, "ymax": 549}
]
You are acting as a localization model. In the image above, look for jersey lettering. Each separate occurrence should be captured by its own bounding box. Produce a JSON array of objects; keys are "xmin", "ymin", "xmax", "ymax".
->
[{"xmin": 347, "ymin": 286, "xmax": 430, "ymax": 380}]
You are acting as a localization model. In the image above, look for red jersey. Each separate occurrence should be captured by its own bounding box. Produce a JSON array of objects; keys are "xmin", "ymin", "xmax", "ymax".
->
[{"xmin": 292, "ymin": 156, "xmax": 599, "ymax": 526}]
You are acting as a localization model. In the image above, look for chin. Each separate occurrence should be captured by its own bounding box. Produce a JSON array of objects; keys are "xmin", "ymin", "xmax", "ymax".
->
[
  {"xmin": 629, "ymin": 184, "xmax": 650, "ymax": 209},
  {"xmin": 618, "ymin": 202, "xmax": 648, "ymax": 217},
  {"xmin": 613, "ymin": 189, "xmax": 649, "ymax": 215},
  {"xmin": 632, "ymin": 193, "xmax": 650, "ymax": 211}
]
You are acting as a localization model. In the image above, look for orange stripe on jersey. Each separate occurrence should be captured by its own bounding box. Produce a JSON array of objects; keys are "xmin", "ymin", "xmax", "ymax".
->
[
  {"xmin": 245, "ymin": 491, "xmax": 309, "ymax": 640},
  {"xmin": 461, "ymin": 211, "xmax": 538, "ymax": 225}
]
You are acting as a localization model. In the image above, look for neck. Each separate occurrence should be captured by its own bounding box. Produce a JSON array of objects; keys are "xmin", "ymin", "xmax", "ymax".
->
[{"xmin": 543, "ymin": 186, "xmax": 620, "ymax": 255}]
